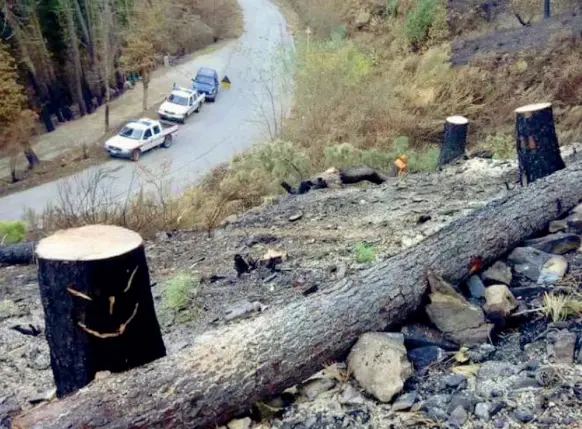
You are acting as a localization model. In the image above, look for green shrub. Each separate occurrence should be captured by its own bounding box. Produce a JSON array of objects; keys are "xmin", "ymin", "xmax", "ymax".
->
[
  {"xmin": 405, "ymin": 0, "xmax": 438, "ymax": 45},
  {"xmin": 354, "ymin": 241, "xmax": 376, "ymax": 263},
  {"xmin": 484, "ymin": 134, "xmax": 515, "ymax": 160},
  {"xmin": 0, "ymin": 221, "xmax": 27, "ymax": 244},
  {"xmin": 161, "ymin": 270, "xmax": 197, "ymax": 310},
  {"xmin": 385, "ymin": 0, "xmax": 400, "ymax": 17}
]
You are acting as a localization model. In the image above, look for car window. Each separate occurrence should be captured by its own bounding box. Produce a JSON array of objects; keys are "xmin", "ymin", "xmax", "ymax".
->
[
  {"xmin": 144, "ymin": 129, "xmax": 152, "ymax": 139},
  {"xmin": 153, "ymin": 126, "xmax": 160, "ymax": 134},
  {"xmin": 189, "ymin": 97, "xmax": 193, "ymax": 105},
  {"xmin": 195, "ymin": 75, "xmax": 214, "ymax": 85},
  {"xmin": 119, "ymin": 126, "xmax": 143, "ymax": 140},
  {"xmin": 168, "ymin": 94, "xmax": 188, "ymax": 106}
]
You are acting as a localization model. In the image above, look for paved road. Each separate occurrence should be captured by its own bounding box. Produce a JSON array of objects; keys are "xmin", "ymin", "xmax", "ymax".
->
[{"xmin": 0, "ymin": 0, "xmax": 293, "ymax": 221}]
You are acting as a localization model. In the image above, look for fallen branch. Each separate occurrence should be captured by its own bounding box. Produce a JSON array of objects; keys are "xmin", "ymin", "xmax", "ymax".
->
[
  {"xmin": 281, "ymin": 166, "xmax": 391, "ymax": 195},
  {"xmin": 0, "ymin": 242, "xmax": 35, "ymax": 265},
  {"xmin": 14, "ymin": 160, "xmax": 582, "ymax": 429}
]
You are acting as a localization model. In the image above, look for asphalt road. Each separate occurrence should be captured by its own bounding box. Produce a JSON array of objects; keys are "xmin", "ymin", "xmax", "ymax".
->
[{"xmin": 0, "ymin": 0, "xmax": 293, "ymax": 221}]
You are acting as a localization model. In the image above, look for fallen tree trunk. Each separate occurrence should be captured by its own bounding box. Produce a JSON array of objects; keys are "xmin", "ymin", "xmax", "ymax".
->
[
  {"xmin": 0, "ymin": 242, "xmax": 35, "ymax": 265},
  {"xmin": 14, "ymin": 161, "xmax": 582, "ymax": 429}
]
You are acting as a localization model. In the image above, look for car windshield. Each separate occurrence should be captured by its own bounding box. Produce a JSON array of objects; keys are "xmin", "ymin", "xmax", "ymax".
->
[
  {"xmin": 195, "ymin": 75, "xmax": 214, "ymax": 85},
  {"xmin": 119, "ymin": 126, "xmax": 143, "ymax": 140},
  {"xmin": 168, "ymin": 94, "xmax": 188, "ymax": 106}
]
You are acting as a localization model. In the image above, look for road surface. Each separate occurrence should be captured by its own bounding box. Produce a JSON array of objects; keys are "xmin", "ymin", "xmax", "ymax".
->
[{"xmin": 0, "ymin": 0, "xmax": 293, "ymax": 221}]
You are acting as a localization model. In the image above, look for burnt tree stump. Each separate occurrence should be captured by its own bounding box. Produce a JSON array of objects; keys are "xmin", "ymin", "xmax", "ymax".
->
[
  {"xmin": 438, "ymin": 115, "xmax": 469, "ymax": 166},
  {"xmin": 36, "ymin": 225, "xmax": 166, "ymax": 398},
  {"xmin": 515, "ymin": 102, "xmax": 565, "ymax": 186}
]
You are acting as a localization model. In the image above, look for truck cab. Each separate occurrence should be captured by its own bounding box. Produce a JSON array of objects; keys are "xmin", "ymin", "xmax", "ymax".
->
[
  {"xmin": 104, "ymin": 118, "xmax": 178, "ymax": 161},
  {"xmin": 192, "ymin": 67, "xmax": 219, "ymax": 102},
  {"xmin": 158, "ymin": 87, "xmax": 205, "ymax": 123}
]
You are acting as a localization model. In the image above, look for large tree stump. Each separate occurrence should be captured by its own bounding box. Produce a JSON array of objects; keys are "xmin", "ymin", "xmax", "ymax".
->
[
  {"xmin": 438, "ymin": 116, "xmax": 468, "ymax": 166},
  {"xmin": 515, "ymin": 102, "xmax": 566, "ymax": 185},
  {"xmin": 35, "ymin": 225, "xmax": 166, "ymax": 398},
  {"xmin": 0, "ymin": 242, "xmax": 35, "ymax": 265},
  {"xmin": 14, "ymin": 160, "xmax": 582, "ymax": 429}
]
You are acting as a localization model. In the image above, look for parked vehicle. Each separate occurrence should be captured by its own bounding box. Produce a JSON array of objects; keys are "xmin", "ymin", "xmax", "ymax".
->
[
  {"xmin": 158, "ymin": 86, "xmax": 205, "ymax": 123},
  {"xmin": 192, "ymin": 67, "xmax": 219, "ymax": 102},
  {"xmin": 105, "ymin": 118, "xmax": 179, "ymax": 161}
]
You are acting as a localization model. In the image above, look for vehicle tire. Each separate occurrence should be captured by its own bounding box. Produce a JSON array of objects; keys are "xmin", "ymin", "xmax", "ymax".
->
[
  {"xmin": 162, "ymin": 135, "xmax": 173, "ymax": 149},
  {"xmin": 131, "ymin": 149, "xmax": 141, "ymax": 161},
  {"xmin": 195, "ymin": 103, "xmax": 201, "ymax": 113}
]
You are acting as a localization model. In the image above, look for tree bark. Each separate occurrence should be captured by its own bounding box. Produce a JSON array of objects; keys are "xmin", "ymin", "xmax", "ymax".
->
[
  {"xmin": 34, "ymin": 225, "xmax": 166, "ymax": 398},
  {"xmin": 544, "ymin": 0, "xmax": 551, "ymax": 18},
  {"xmin": 14, "ymin": 160, "xmax": 582, "ymax": 429},
  {"xmin": 0, "ymin": 242, "xmax": 35, "ymax": 264},
  {"xmin": 102, "ymin": 0, "xmax": 112, "ymax": 132},
  {"xmin": 515, "ymin": 102, "xmax": 565, "ymax": 186},
  {"xmin": 142, "ymin": 73, "xmax": 150, "ymax": 111},
  {"xmin": 438, "ymin": 116, "xmax": 468, "ymax": 166},
  {"xmin": 62, "ymin": 0, "xmax": 88, "ymax": 117}
]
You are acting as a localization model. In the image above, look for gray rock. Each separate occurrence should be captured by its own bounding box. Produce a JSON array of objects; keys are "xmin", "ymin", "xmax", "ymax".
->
[
  {"xmin": 448, "ymin": 405, "xmax": 468, "ymax": 428},
  {"xmin": 391, "ymin": 392, "xmax": 418, "ymax": 411},
  {"xmin": 547, "ymin": 330, "xmax": 577, "ymax": 364},
  {"xmin": 288, "ymin": 212, "xmax": 303, "ymax": 222},
  {"xmin": 442, "ymin": 374, "xmax": 468, "ymax": 389},
  {"xmin": 494, "ymin": 418, "xmax": 507, "ymax": 429},
  {"xmin": 512, "ymin": 376, "xmax": 539, "ymax": 389},
  {"xmin": 467, "ymin": 343, "xmax": 496, "ymax": 363},
  {"xmin": 227, "ymin": 417, "xmax": 252, "ymax": 429},
  {"xmin": 224, "ymin": 300, "xmax": 266, "ymax": 321},
  {"xmin": 338, "ymin": 384, "xmax": 365, "ymax": 405},
  {"xmin": 489, "ymin": 401, "xmax": 506, "ymax": 416},
  {"xmin": 467, "ymin": 275, "xmax": 486, "ymax": 298},
  {"xmin": 0, "ymin": 395, "xmax": 21, "ymax": 429},
  {"xmin": 447, "ymin": 392, "xmax": 478, "ymax": 414},
  {"xmin": 478, "ymin": 361, "xmax": 517, "ymax": 380},
  {"xmin": 524, "ymin": 233, "xmax": 581, "ymax": 255},
  {"xmin": 475, "ymin": 402, "xmax": 491, "ymax": 421},
  {"xmin": 0, "ymin": 300, "xmax": 22, "ymax": 321},
  {"xmin": 347, "ymin": 332, "xmax": 412, "ymax": 402},
  {"xmin": 299, "ymin": 378, "xmax": 336, "ymax": 400},
  {"xmin": 548, "ymin": 219, "xmax": 567, "ymax": 233},
  {"xmin": 507, "ymin": 247, "xmax": 553, "ymax": 281},
  {"xmin": 481, "ymin": 261, "xmax": 512, "ymax": 286},
  {"xmin": 421, "ymin": 394, "xmax": 450, "ymax": 411},
  {"xmin": 514, "ymin": 407, "xmax": 535, "ymax": 423},
  {"xmin": 401, "ymin": 324, "xmax": 459, "ymax": 351},
  {"xmin": 537, "ymin": 255, "xmax": 568, "ymax": 284},
  {"xmin": 407, "ymin": 346, "xmax": 446, "ymax": 372}
]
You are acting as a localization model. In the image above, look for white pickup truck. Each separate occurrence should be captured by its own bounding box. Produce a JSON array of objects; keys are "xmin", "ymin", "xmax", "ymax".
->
[
  {"xmin": 158, "ymin": 86, "xmax": 205, "ymax": 123},
  {"xmin": 104, "ymin": 118, "xmax": 178, "ymax": 161}
]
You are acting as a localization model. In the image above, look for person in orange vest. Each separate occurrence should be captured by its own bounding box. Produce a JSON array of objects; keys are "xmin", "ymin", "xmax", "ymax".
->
[{"xmin": 394, "ymin": 154, "xmax": 408, "ymax": 176}]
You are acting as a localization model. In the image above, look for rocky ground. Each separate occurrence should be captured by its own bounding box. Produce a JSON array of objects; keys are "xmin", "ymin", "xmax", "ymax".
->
[{"xmin": 2, "ymin": 145, "xmax": 582, "ymax": 428}]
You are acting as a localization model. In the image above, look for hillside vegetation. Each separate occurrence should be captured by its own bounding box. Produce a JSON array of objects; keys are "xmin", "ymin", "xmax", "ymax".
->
[{"xmin": 27, "ymin": 0, "xmax": 582, "ymax": 238}]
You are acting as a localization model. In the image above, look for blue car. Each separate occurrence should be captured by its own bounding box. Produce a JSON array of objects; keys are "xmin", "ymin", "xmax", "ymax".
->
[{"xmin": 192, "ymin": 67, "xmax": 219, "ymax": 102}]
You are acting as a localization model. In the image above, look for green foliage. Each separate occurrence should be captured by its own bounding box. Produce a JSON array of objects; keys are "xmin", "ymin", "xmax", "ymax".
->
[
  {"xmin": 161, "ymin": 270, "xmax": 197, "ymax": 310},
  {"xmin": 405, "ymin": 0, "xmax": 438, "ymax": 45},
  {"xmin": 485, "ymin": 134, "xmax": 515, "ymax": 160},
  {"xmin": 0, "ymin": 221, "xmax": 27, "ymax": 244},
  {"xmin": 0, "ymin": 43, "xmax": 26, "ymax": 125},
  {"xmin": 323, "ymin": 136, "xmax": 438, "ymax": 173},
  {"xmin": 354, "ymin": 242, "xmax": 376, "ymax": 263},
  {"xmin": 385, "ymin": 0, "xmax": 400, "ymax": 17}
]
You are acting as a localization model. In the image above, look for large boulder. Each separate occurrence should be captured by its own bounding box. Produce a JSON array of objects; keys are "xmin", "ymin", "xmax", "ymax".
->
[{"xmin": 347, "ymin": 332, "xmax": 412, "ymax": 403}]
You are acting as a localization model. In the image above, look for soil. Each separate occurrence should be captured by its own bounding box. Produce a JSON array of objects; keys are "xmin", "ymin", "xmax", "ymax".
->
[{"xmin": 1, "ymin": 144, "xmax": 582, "ymax": 426}]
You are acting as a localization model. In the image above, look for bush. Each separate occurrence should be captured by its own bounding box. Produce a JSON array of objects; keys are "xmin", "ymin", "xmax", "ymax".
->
[
  {"xmin": 0, "ymin": 220, "xmax": 27, "ymax": 244},
  {"xmin": 405, "ymin": 0, "xmax": 438, "ymax": 45},
  {"xmin": 354, "ymin": 242, "xmax": 376, "ymax": 263}
]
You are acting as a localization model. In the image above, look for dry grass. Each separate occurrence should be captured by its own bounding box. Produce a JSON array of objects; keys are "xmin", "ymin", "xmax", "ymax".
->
[{"xmin": 542, "ymin": 292, "xmax": 582, "ymax": 322}]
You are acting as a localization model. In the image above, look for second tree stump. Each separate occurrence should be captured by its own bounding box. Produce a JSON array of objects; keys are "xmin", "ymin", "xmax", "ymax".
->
[{"xmin": 515, "ymin": 102, "xmax": 565, "ymax": 185}]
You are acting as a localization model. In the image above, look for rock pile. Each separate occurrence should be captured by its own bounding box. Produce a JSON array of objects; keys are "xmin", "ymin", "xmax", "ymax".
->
[{"xmin": 221, "ymin": 202, "xmax": 582, "ymax": 429}]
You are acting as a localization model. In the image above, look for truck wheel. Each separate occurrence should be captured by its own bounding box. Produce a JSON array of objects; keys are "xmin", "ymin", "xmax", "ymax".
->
[
  {"xmin": 130, "ymin": 149, "xmax": 141, "ymax": 161},
  {"xmin": 195, "ymin": 103, "xmax": 201, "ymax": 113},
  {"xmin": 162, "ymin": 135, "xmax": 173, "ymax": 148}
]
